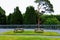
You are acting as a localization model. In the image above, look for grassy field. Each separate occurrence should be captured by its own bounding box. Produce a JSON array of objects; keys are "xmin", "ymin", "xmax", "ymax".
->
[
  {"xmin": 2, "ymin": 30, "xmax": 60, "ymax": 36},
  {"xmin": 0, "ymin": 35, "xmax": 60, "ymax": 40},
  {"xmin": 1, "ymin": 30, "xmax": 60, "ymax": 40}
]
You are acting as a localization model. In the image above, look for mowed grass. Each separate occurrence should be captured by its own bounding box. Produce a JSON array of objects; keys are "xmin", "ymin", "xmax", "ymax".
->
[
  {"xmin": 2, "ymin": 30, "xmax": 60, "ymax": 36},
  {"xmin": 0, "ymin": 35, "xmax": 60, "ymax": 40}
]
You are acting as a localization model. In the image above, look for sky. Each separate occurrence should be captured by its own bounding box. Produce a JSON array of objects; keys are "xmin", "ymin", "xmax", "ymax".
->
[{"xmin": 0, "ymin": 0, "xmax": 60, "ymax": 15}]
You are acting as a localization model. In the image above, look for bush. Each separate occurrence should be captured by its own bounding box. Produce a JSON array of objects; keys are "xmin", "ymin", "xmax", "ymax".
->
[{"xmin": 43, "ymin": 17, "xmax": 60, "ymax": 24}]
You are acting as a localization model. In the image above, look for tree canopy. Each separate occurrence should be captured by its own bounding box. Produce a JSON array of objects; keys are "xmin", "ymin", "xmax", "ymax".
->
[
  {"xmin": 24, "ymin": 6, "xmax": 38, "ymax": 24},
  {"xmin": 43, "ymin": 17, "xmax": 60, "ymax": 24},
  {"xmin": 0, "ymin": 7, "xmax": 6, "ymax": 24},
  {"xmin": 35, "ymin": 0, "xmax": 54, "ymax": 13},
  {"xmin": 11, "ymin": 7, "xmax": 23, "ymax": 24}
]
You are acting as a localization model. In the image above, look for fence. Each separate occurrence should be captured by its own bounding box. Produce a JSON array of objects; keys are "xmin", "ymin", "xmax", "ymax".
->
[{"xmin": 0, "ymin": 25, "xmax": 60, "ymax": 29}]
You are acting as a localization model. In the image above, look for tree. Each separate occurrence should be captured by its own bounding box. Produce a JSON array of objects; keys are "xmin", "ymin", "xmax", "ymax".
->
[
  {"xmin": 35, "ymin": 0, "xmax": 54, "ymax": 28},
  {"xmin": 0, "ymin": 7, "xmax": 6, "ymax": 25},
  {"xmin": 43, "ymin": 17, "xmax": 60, "ymax": 24},
  {"xmin": 24, "ymin": 6, "xmax": 38, "ymax": 25},
  {"xmin": 40, "ymin": 15, "xmax": 54, "ymax": 24},
  {"xmin": 11, "ymin": 7, "xmax": 23, "ymax": 24},
  {"xmin": 42, "ymin": 17, "xmax": 60, "ymax": 29},
  {"xmin": 6, "ymin": 13, "xmax": 12, "ymax": 24},
  {"xmin": 54, "ymin": 15, "xmax": 60, "ymax": 21}
]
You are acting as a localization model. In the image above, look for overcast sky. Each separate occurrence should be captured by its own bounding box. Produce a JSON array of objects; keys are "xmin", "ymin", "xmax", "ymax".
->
[{"xmin": 0, "ymin": 0, "xmax": 60, "ymax": 15}]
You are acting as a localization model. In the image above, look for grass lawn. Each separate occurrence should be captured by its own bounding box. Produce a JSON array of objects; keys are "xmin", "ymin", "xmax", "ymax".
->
[
  {"xmin": 1, "ymin": 30, "xmax": 60, "ymax": 40},
  {"xmin": 0, "ymin": 35, "xmax": 60, "ymax": 40},
  {"xmin": 2, "ymin": 30, "xmax": 60, "ymax": 36}
]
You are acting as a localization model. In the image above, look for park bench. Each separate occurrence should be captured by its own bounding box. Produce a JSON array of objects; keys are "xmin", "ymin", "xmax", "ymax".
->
[
  {"xmin": 35, "ymin": 28, "xmax": 44, "ymax": 33},
  {"xmin": 14, "ymin": 28, "xmax": 24, "ymax": 33}
]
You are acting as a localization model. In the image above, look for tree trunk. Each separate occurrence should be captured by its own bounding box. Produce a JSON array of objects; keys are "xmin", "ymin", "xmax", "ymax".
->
[{"xmin": 37, "ymin": 5, "xmax": 40, "ymax": 28}]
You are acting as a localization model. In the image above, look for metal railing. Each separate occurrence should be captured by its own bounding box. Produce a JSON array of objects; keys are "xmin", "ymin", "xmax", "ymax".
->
[{"xmin": 0, "ymin": 24, "xmax": 60, "ymax": 29}]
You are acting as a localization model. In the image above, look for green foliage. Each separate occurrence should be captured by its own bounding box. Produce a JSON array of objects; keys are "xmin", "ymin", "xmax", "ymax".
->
[
  {"xmin": 35, "ymin": 0, "xmax": 40, "ymax": 3},
  {"xmin": 0, "ymin": 7, "xmax": 5, "ymax": 15},
  {"xmin": 6, "ymin": 13, "xmax": 12, "ymax": 24},
  {"xmin": 11, "ymin": 7, "xmax": 23, "ymax": 24},
  {"xmin": 35, "ymin": 0, "xmax": 54, "ymax": 13},
  {"xmin": 40, "ymin": 15, "xmax": 54, "ymax": 24},
  {"xmin": 0, "ymin": 6, "xmax": 60, "ymax": 26},
  {"xmin": 0, "ymin": 7, "xmax": 6, "ymax": 24},
  {"xmin": 54, "ymin": 15, "xmax": 60, "ymax": 21},
  {"xmin": 24, "ymin": 6, "xmax": 38, "ymax": 24},
  {"xmin": 43, "ymin": 17, "xmax": 60, "ymax": 24}
]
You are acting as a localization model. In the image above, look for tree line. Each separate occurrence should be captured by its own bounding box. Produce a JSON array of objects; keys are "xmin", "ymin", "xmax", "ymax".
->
[{"xmin": 0, "ymin": 6, "xmax": 60, "ymax": 25}]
